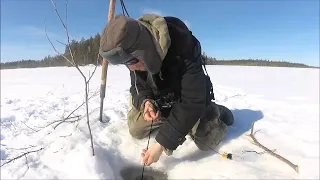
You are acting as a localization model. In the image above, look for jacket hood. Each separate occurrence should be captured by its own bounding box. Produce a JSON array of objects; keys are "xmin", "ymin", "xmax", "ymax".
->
[{"xmin": 136, "ymin": 14, "xmax": 171, "ymax": 63}]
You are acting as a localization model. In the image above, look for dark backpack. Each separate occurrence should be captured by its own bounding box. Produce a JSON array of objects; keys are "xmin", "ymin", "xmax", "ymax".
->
[
  {"xmin": 164, "ymin": 16, "xmax": 215, "ymax": 105},
  {"xmin": 193, "ymin": 36, "xmax": 215, "ymax": 105}
]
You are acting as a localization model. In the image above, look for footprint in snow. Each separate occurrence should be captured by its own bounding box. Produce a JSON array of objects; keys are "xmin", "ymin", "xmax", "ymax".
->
[
  {"xmin": 5, "ymin": 98, "xmax": 20, "ymax": 105},
  {"xmin": 114, "ymin": 109, "xmax": 126, "ymax": 119},
  {"xmin": 28, "ymin": 110, "xmax": 36, "ymax": 117},
  {"xmin": 0, "ymin": 136, "xmax": 7, "ymax": 160},
  {"xmin": 0, "ymin": 149, "xmax": 7, "ymax": 160},
  {"xmin": 6, "ymin": 100, "xmax": 13, "ymax": 104},
  {"xmin": 0, "ymin": 116, "xmax": 16, "ymax": 128}
]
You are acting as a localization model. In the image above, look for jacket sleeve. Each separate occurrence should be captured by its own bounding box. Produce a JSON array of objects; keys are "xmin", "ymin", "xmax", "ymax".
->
[
  {"xmin": 155, "ymin": 57, "xmax": 207, "ymax": 150},
  {"xmin": 129, "ymin": 70, "xmax": 154, "ymax": 111}
]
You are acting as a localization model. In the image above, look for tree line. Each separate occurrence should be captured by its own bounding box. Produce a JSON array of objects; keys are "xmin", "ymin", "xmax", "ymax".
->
[
  {"xmin": 1, "ymin": 33, "xmax": 101, "ymax": 69},
  {"xmin": 202, "ymin": 53, "xmax": 312, "ymax": 68},
  {"xmin": 0, "ymin": 33, "xmax": 315, "ymax": 69}
]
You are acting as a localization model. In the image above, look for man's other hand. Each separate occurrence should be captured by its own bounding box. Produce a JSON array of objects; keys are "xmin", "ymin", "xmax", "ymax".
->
[{"xmin": 141, "ymin": 143, "xmax": 164, "ymax": 166}]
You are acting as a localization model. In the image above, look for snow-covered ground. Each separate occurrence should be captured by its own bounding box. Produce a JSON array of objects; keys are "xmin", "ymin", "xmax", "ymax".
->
[{"xmin": 1, "ymin": 65, "xmax": 319, "ymax": 179}]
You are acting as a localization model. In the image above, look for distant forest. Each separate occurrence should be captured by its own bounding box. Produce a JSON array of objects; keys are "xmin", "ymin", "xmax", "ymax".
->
[{"xmin": 0, "ymin": 33, "xmax": 316, "ymax": 69}]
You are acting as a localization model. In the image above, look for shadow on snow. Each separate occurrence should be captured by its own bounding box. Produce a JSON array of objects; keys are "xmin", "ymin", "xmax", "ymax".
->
[
  {"xmin": 94, "ymin": 140, "xmax": 168, "ymax": 180},
  {"xmin": 94, "ymin": 108, "xmax": 263, "ymax": 179},
  {"xmin": 161, "ymin": 108, "xmax": 264, "ymax": 165}
]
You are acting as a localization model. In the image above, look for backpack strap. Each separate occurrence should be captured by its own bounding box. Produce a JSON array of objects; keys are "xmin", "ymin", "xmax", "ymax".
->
[{"xmin": 192, "ymin": 35, "xmax": 215, "ymax": 102}]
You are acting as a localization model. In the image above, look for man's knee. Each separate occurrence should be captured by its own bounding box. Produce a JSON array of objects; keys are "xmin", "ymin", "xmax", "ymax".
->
[
  {"xmin": 127, "ymin": 107, "xmax": 147, "ymax": 139},
  {"xmin": 128, "ymin": 127, "xmax": 148, "ymax": 139},
  {"xmin": 193, "ymin": 117, "xmax": 227, "ymax": 151}
]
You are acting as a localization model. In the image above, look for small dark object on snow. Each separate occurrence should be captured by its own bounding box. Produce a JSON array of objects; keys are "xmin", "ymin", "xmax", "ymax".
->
[
  {"xmin": 120, "ymin": 166, "xmax": 167, "ymax": 180},
  {"xmin": 227, "ymin": 153, "xmax": 232, "ymax": 160}
]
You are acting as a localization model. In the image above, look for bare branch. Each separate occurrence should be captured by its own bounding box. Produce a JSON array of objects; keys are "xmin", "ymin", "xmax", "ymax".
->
[
  {"xmin": 84, "ymin": 72, "xmax": 94, "ymax": 156},
  {"xmin": 248, "ymin": 122, "xmax": 299, "ymax": 173},
  {"xmin": 31, "ymin": 87, "xmax": 98, "ymax": 134},
  {"xmin": 87, "ymin": 112, "xmax": 94, "ymax": 156},
  {"xmin": 21, "ymin": 120, "xmax": 41, "ymax": 133},
  {"xmin": 242, "ymin": 149, "xmax": 277, "ymax": 155},
  {"xmin": 50, "ymin": 0, "xmax": 68, "ymax": 39},
  {"xmin": 65, "ymin": 0, "xmax": 68, "ymax": 25},
  {"xmin": 22, "ymin": 155, "xmax": 30, "ymax": 178},
  {"xmin": 50, "ymin": 0, "xmax": 80, "ymax": 69},
  {"xmin": 33, "ymin": 115, "xmax": 80, "ymax": 130},
  {"xmin": 59, "ymin": 133, "xmax": 72, "ymax": 138},
  {"xmin": 1, "ymin": 147, "xmax": 45, "ymax": 167},
  {"xmin": 48, "ymin": 0, "xmax": 96, "ymax": 156},
  {"xmin": 53, "ymin": 88, "xmax": 99, "ymax": 129},
  {"xmin": 44, "ymin": 19, "xmax": 74, "ymax": 66},
  {"xmin": 53, "ymin": 116, "xmax": 81, "ymax": 129},
  {"xmin": 86, "ymin": 56, "xmax": 99, "ymax": 84},
  {"xmin": 49, "ymin": 0, "xmax": 77, "ymax": 67},
  {"xmin": 1, "ymin": 132, "xmax": 74, "ymax": 168},
  {"xmin": 5, "ymin": 145, "xmax": 37, "ymax": 151},
  {"xmin": 56, "ymin": 40, "xmax": 67, "ymax": 46}
]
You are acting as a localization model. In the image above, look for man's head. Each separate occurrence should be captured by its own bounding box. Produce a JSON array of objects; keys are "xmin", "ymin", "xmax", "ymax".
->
[{"xmin": 99, "ymin": 14, "xmax": 165, "ymax": 74}]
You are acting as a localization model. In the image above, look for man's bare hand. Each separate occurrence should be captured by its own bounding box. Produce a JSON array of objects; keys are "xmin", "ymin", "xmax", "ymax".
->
[
  {"xmin": 141, "ymin": 143, "xmax": 164, "ymax": 166},
  {"xmin": 143, "ymin": 100, "xmax": 159, "ymax": 121}
]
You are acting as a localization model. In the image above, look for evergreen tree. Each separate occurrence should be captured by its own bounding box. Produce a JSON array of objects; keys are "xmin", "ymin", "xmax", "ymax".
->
[{"xmin": 0, "ymin": 32, "xmax": 315, "ymax": 69}]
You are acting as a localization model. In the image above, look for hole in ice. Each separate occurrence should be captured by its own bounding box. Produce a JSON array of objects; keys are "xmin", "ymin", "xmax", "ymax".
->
[
  {"xmin": 100, "ymin": 113, "xmax": 111, "ymax": 123},
  {"xmin": 120, "ymin": 166, "xmax": 167, "ymax": 180}
]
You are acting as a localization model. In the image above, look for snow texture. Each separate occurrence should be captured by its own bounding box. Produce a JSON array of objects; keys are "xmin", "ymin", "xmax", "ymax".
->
[{"xmin": 1, "ymin": 65, "xmax": 319, "ymax": 179}]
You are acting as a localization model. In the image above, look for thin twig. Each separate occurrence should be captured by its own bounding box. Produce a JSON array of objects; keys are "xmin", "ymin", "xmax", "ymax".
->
[
  {"xmin": 21, "ymin": 121, "xmax": 39, "ymax": 132},
  {"xmin": 49, "ymin": 0, "xmax": 95, "ymax": 156},
  {"xmin": 86, "ymin": 56, "xmax": 99, "ymax": 84},
  {"xmin": 53, "ymin": 88, "xmax": 99, "ymax": 129},
  {"xmin": 19, "ymin": 154, "xmax": 30, "ymax": 179},
  {"xmin": 56, "ymin": 40, "xmax": 67, "ymax": 46},
  {"xmin": 34, "ymin": 116, "xmax": 80, "ymax": 129},
  {"xmin": 5, "ymin": 145, "xmax": 37, "ymax": 151},
  {"xmin": 65, "ymin": 0, "xmax": 68, "ymax": 25},
  {"xmin": 53, "ymin": 116, "xmax": 82, "ymax": 129},
  {"xmin": 45, "ymin": 20, "xmax": 74, "ymax": 66},
  {"xmin": 1, "ymin": 147, "xmax": 45, "ymax": 167},
  {"xmin": 2, "ymin": 132, "xmax": 74, "ymax": 168},
  {"xmin": 59, "ymin": 133, "xmax": 73, "ymax": 138},
  {"xmin": 248, "ymin": 122, "xmax": 299, "ymax": 173},
  {"xmin": 85, "ymin": 75, "xmax": 94, "ymax": 156},
  {"xmin": 242, "ymin": 149, "xmax": 276, "ymax": 155},
  {"xmin": 31, "ymin": 88, "xmax": 98, "ymax": 135}
]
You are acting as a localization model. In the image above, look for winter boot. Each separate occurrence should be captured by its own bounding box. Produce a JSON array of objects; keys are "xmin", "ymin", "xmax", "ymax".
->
[
  {"xmin": 189, "ymin": 102, "xmax": 227, "ymax": 151},
  {"xmin": 204, "ymin": 102, "xmax": 234, "ymax": 126},
  {"xmin": 216, "ymin": 103, "xmax": 234, "ymax": 126}
]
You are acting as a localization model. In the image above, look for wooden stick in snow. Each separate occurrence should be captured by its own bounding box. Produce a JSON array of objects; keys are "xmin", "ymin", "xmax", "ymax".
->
[
  {"xmin": 99, "ymin": 0, "xmax": 116, "ymax": 123},
  {"xmin": 248, "ymin": 122, "xmax": 299, "ymax": 173}
]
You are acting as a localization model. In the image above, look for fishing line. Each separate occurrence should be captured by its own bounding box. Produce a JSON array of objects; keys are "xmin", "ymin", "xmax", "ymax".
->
[
  {"xmin": 190, "ymin": 134, "xmax": 233, "ymax": 160},
  {"xmin": 141, "ymin": 119, "xmax": 153, "ymax": 180}
]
